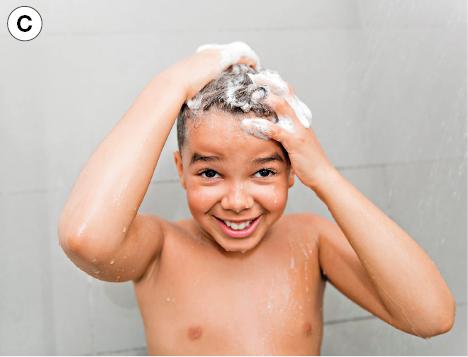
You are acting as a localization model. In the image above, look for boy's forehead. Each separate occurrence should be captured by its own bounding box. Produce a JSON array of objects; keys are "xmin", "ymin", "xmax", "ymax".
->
[{"xmin": 185, "ymin": 112, "xmax": 280, "ymax": 157}]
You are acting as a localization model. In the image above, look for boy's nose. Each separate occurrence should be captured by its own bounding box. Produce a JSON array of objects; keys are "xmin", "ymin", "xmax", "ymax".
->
[{"xmin": 221, "ymin": 182, "xmax": 254, "ymax": 212}]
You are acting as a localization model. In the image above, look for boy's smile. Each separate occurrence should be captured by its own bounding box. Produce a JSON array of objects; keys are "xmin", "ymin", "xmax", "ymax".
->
[{"xmin": 174, "ymin": 112, "xmax": 294, "ymax": 252}]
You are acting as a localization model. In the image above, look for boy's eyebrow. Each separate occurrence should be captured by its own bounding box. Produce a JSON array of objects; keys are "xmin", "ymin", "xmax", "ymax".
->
[
  {"xmin": 189, "ymin": 153, "xmax": 224, "ymax": 166},
  {"xmin": 251, "ymin": 152, "xmax": 285, "ymax": 165}
]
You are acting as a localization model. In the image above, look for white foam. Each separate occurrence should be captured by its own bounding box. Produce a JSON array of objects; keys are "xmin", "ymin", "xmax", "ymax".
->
[
  {"xmin": 240, "ymin": 118, "xmax": 271, "ymax": 140},
  {"xmin": 187, "ymin": 95, "xmax": 202, "ymax": 110},
  {"xmin": 276, "ymin": 115, "xmax": 296, "ymax": 133},
  {"xmin": 248, "ymin": 69, "xmax": 312, "ymax": 129},
  {"xmin": 190, "ymin": 42, "xmax": 312, "ymax": 134},
  {"xmin": 196, "ymin": 41, "xmax": 262, "ymax": 72}
]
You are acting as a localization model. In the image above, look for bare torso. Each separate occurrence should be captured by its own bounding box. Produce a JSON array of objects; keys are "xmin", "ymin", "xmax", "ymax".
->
[{"xmin": 133, "ymin": 213, "xmax": 326, "ymax": 355}]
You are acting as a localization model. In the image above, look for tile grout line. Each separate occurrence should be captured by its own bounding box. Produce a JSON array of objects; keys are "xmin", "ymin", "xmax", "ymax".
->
[
  {"xmin": 1, "ymin": 156, "xmax": 465, "ymax": 196},
  {"xmin": 334, "ymin": 155, "xmax": 466, "ymax": 171},
  {"xmin": 324, "ymin": 315, "xmax": 377, "ymax": 325},
  {"xmin": 94, "ymin": 345, "xmax": 147, "ymax": 356},
  {"xmin": 324, "ymin": 302, "xmax": 467, "ymax": 326}
]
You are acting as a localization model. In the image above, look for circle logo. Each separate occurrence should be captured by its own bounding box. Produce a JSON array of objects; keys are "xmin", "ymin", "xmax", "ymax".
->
[{"xmin": 7, "ymin": 6, "xmax": 42, "ymax": 41}]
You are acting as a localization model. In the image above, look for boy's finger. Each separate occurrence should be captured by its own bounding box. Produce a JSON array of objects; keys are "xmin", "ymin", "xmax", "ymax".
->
[
  {"xmin": 262, "ymin": 93, "xmax": 304, "ymax": 129},
  {"xmin": 238, "ymin": 56, "xmax": 257, "ymax": 70},
  {"xmin": 240, "ymin": 118, "xmax": 288, "ymax": 143}
]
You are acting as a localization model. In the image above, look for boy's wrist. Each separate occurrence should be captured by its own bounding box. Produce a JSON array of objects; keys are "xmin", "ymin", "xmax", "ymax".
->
[
  {"xmin": 156, "ymin": 67, "xmax": 191, "ymax": 102},
  {"xmin": 306, "ymin": 164, "xmax": 341, "ymax": 195}
]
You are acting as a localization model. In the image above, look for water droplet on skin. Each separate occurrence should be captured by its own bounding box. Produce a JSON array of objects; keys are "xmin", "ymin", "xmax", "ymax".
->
[
  {"xmin": 95, "ymin": 271, "xmax": 100, "ymax": 273},
  {"xmin": 167, "ymin": 297, "xmax": 170, "ymax": 301},
  {"xmin": 91, "ymin": 258, "xmax": 97, "ymax": 263},
  {"xmin": 116, "ymin": 276, "xmax": 120, "ymax": 279},
  {"xmin": 123, "ymin": 227, "xmax": 126, "ymax": 233},
  {"xmin": 124, "ymin": 256, "xmax": 126, "ymax": 259},
  {"xmin": 134, "ymin": 207, "xmax": 137, "ymax": 211},
  {"xmin": 241, "ymin": 251, "xmax": 246, "ymax": 253},
  {"xmin": 110, "ymin": 260, "xmax": 115, "ymax": 264}
]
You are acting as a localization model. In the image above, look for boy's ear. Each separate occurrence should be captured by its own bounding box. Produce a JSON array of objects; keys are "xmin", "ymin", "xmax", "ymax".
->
[
  {"xmin": 288, "ymin": 167, "xmax": 295, "ymax": 188},
  {"xmin": 173, "ymin": 151, "xmax": 186, "ymax": 190}
]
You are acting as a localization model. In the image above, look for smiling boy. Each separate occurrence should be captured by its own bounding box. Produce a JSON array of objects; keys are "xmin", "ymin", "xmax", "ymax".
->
[{"xmin": 58, "ymin": 43, "xmax": 455, "ymax": 355}]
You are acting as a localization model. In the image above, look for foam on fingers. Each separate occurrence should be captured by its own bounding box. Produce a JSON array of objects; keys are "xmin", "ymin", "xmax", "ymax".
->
[
  {"xmin": 248, "ymin": 69, "xmax": 312, "ymax": 129},
  {"xmin": 196, "ymin": 42, "xmax": 262, "ymax": 72},
  {"xmin": 241, "ymin": 118, "xmax": 272, "ymax": 140}
]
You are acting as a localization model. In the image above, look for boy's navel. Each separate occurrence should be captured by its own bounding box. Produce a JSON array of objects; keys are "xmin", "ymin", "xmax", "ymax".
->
[{"xmin": 187, "ymin": 325, "xmax": 203, "ymax": 340}]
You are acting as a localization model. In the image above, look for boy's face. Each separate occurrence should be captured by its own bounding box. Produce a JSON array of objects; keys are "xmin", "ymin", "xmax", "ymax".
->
[{"xmin": 174, "ymin": 112, "xmax": 294, "ymax": 253}]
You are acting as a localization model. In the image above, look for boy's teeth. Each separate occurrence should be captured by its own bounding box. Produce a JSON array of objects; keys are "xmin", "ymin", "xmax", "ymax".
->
[{"xmin": 223, "ymin": 219, "xmax": 253, "ymax": 230}]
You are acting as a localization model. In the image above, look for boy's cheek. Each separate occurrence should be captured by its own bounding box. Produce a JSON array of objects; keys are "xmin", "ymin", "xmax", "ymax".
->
[
  {"xmin": 255, "ymin": 184, "xmax": 288, "ymax": 209},
  {"xmin": 185, "ymin": 181, "xmax": 288, "ymax": 213},
  {"xmin": 186, "ymin": 185, "xmax": 223, "ymax": 211}
]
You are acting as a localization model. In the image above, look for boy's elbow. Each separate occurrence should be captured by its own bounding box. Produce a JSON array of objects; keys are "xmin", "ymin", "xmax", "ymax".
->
[
  {"xmin": 438, "ymin": 315, "xmax": 455, "ymax": 336},
  {"xmin": 416, "ymin": 298, "xmax": 456, "ymax": 338},
  {"xmin": 434, "ymin": 300, "xmax": 456, "ymax": 336},
  {"xmin": 58, "ymin": 217, "xmax": 94, "ymax": 258},
  {"xmin": 59, "ymin": 229, "xmax": 90, "ymax": 260}
]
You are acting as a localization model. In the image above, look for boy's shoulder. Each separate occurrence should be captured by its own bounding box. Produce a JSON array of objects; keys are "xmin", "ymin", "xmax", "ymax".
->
[
  {"xmin": 165, "ymin": 212, "xmax": 332, "ymax": 244},
  {"xmin": 273, "ymin": 212, "xmax": 333, "ymax": 242}
]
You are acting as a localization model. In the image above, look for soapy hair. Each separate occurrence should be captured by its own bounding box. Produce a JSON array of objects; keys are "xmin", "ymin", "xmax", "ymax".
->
[{"xmin": 177, "ymin": 64, "xmax": 290, "ymax": 166}]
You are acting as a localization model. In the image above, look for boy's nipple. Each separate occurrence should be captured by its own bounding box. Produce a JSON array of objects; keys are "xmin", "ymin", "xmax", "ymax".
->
[{"xmin": 187, "ymin": 325, "xmax": 203, "ymax": 341}]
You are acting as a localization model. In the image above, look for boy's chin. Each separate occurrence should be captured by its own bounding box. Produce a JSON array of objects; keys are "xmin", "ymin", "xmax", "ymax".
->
[{"xmin": 214, "ymin": 234, "xmax": 263, "ymax": 253}]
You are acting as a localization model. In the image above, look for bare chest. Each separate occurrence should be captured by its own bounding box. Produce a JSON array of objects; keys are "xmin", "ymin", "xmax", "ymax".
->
[{"xmin": 134, "ymin": 229, "xmax": 325, "ymax": 355}]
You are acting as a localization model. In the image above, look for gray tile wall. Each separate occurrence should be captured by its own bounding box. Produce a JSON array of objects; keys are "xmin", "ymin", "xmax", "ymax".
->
[{"xmin": 0, "ymin": 0, "xmax": 465, "ymax": 355}]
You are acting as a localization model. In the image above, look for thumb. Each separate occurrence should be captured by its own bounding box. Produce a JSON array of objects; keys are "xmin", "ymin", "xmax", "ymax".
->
[{"xmin": 241, "ymin": 118, "xmax": 288, "ymax": 143}]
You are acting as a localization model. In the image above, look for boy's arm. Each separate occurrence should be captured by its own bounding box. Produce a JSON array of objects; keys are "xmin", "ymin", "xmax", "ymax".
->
[
  {"xmin": 242, "ymin": 93, "xmax": 456, "ymax": 338},
  {"xmin": 313, "ymin": 170, "xmax": 455, "ymax": 338},
  {"xmin": 58, "ymin": 48, "xmax": 257, "ymax": 282}
]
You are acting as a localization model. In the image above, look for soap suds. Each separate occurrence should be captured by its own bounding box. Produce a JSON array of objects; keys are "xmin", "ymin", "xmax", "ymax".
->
[
  {"xmin": 248, "ymin": 69, "xmax": 312, "ymax": 129},
  {"xmin": 186, "ymin": 41, "xmax": 313, "ymax": 140},
  {"xmin": 240, "ymin": 118, "xmax": 272, "ymax": 140},
  {"xmin": 197, "ymin": 41, "xmax": 262, "ymax": 72}
]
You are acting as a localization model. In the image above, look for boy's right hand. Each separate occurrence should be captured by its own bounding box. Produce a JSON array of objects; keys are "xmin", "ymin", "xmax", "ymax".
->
[{"xmin": 170, "ymin": 42, "xmax": 259, "ymax": 102}]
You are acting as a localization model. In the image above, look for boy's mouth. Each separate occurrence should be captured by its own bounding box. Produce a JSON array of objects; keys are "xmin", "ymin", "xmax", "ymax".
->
[{"xmin": 213, "ymin": 215, "xmax": 262, "ymax": 238}]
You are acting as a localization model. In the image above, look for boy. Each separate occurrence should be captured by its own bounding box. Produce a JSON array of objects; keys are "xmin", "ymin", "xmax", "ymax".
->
[{"xmin": 58, "ymin": 42, "xmax": 455, "ymax": 355}]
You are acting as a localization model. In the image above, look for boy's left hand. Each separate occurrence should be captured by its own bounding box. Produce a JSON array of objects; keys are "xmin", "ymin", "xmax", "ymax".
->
[{"xmin": 242, "ymin": 89, "xmax": 336, "ymax": 191}]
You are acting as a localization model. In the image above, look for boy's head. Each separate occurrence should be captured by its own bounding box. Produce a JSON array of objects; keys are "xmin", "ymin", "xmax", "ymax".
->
[{"xmin": 174, "ymin": 64, "xmax": 294, "ymax": 253}]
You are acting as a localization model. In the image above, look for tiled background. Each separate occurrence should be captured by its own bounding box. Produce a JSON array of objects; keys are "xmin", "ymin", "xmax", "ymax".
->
[{"xmin": 0, "ymin": 0, "xmax": 466, "ymax": 355}]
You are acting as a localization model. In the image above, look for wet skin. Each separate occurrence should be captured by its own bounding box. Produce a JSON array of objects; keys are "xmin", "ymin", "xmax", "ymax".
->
[
  {"xmin": 135, "ymin": 214, "xmax": 326, "ymax": 355},
  {"xmin": 133, "ymin": 113, "xmax": 325, "ymax": 355}
]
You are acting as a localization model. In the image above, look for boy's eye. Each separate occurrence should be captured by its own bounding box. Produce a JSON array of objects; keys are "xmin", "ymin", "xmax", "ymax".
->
[
  {"xmin": 253, "ymin": 169, "xmax": 276, "ymax": 178},
  {"xmin": 199, "ymin": 169, "xmax": 221, "ymax": 179}
]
